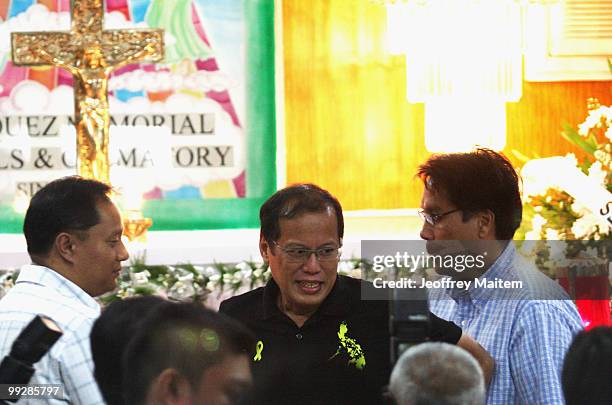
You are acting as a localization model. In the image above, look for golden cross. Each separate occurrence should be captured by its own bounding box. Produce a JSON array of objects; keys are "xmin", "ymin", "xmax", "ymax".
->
[{"xmin": 10, "ymin": 0, "xmax": 164, "ymax": 184}]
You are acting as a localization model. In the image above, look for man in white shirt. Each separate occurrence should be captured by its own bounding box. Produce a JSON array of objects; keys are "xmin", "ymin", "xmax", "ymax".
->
[{"xmin": 0, "ymin": 176, "xmax": 129, "ymax": 404}]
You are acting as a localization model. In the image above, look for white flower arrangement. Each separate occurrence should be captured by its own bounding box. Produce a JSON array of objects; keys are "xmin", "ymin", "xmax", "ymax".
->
[
  {"xmin": 562, "ymin": 100, "xmax": 611, "ymax": 240},
  {"xmin": 107, "ymin": 256, "xmax": 367, "ymax": 304},
  {"xmin": 577, "ymin": 104, "xmax": 612, "ymax": 141},
  {"xmin": 518, "ymin": 98, "xmax": 611, "ymax": 242},
  {"xmin": 101, "ymin": 257, "xmax": 273, "ymax": 304},
  {"xmin": 515, "ymin": 98, "xmax": 612, "ymax": 281},
  {"xmin": 0, "ymin": 256, "xmax": 369, "ymax": 304}
]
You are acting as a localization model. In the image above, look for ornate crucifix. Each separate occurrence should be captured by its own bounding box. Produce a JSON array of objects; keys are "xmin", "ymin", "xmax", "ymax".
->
[{"xmin": 11, "ymin": 0, "xmax": 164, "ymax": 184}]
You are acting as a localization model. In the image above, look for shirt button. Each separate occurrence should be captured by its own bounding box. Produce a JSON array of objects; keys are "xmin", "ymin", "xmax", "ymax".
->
[{"xmin": 295, "ymin": 333, "xmax": 303, "ymax": 340}]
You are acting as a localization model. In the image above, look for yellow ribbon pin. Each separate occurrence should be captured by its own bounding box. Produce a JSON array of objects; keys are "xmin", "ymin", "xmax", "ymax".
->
[{"xmin": 253, "ymin": 340, "xmax": 264, "ymax": 362}]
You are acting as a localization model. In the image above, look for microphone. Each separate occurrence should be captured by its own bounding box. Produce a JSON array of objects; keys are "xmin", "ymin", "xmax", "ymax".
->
[{"xmin": 0, "ymin": 315, "xmax": 63, "ymax": 403}]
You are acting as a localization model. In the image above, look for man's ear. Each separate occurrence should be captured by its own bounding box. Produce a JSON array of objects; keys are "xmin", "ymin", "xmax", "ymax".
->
[
  {"xmin": 259, "ymin": 235, "xmax": 270, "ymax": 262},
  {"xmin": 55, "ymin": 232, "xmax": 76, "ymax": 263},
  {"xmin": 152, "ymin": 368, "xmax": 192, "ymax": 405},
  {"xmin": 477, "ymin": 210, "xmax": 496, "ymax": 239}
]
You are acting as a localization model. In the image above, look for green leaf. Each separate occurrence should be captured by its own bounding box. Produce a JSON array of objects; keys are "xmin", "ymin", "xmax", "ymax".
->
[
  {"xmin": 143, "ymin": 265, "xmax": 171, "ymax": 279},
  {"xmin": 586, "ymin": 133, "xmax": 599, "ymax": 148},
  {"xmin": 512, "ymin": 149, "xmax": 532, "ymax": 163},
  {"xmin": 98, "ymin": 294, "xmax": 121, "ymax": 305},
  {"xmin": 560, "ymin": 123, "xmax": 597, "ymax": 154},
  {"xmin": 578, "ymin": 159, "xmax": 592, "ymax": 175},
  {"xmin": 133, "ymin": 286, "xmax": 157, "ymax": 295}
]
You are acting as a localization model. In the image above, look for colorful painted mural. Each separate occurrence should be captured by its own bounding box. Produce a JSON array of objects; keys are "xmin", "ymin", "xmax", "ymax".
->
[{"xmin": 0, "ymin": 0, "xmax": 276, "ymax": 231}]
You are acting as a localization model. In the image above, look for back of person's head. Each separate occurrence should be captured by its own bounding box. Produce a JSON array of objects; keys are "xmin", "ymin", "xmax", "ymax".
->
[
  {"xmin": 91, "ymin": 296, "xmax": 170, "ymax": 405},
  {"xmin": 389, "ymin": 342, "xmax": 485, "ymax": 405},
  {"xmin": 23, "ymin": 176, "xmax": 113, "ymax": 258},
  {"xmin": 260, "ymin": 183, "xmax": 344, "ymax": 243},
  {"xmin": 416, "ymin": 148, "xmax": 522, "ymax": 240},
  {"xmin": 123, "ymin": 302, "xmax": 255, "ymax": 405},
  {"xmin": 562, "ymin": 326, "xmax": 612, "ymax": 405}
]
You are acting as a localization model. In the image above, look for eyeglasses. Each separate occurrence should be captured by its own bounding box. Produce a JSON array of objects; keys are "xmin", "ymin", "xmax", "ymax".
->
[
  {"xmin": 271, "ymin": 241, "xmax": 342, "ymax": 263},
  {"xmin": 418, "ymin": 208, "xmax": 462, "ymax": 226}
]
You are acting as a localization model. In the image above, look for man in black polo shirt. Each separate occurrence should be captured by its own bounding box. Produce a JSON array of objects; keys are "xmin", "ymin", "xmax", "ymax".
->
[{"xmin": 219, "ymin": 184, "xmax": 493, "ymax": 405}]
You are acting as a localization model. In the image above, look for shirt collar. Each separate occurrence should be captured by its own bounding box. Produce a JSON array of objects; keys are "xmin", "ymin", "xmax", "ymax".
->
[
  {"xmin": 16, "ymin": 264, "xmax": 101, "ymax": 314},
  {"xmin": 261, "ymin": 278, "xmax": 281, "ymax": 320},
  {"xmin": 260, "ymin": 275, "xmax": 351, "ymax": 321},
  {"xmin": 448, "ymin": 242, "xmax": 517, "ymax": 307}
]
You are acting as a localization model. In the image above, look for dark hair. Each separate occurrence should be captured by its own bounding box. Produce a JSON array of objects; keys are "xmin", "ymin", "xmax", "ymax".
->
[
  {"xmin": 23, "ymin": 176, "xmax": 113, "ymax": 257},
  {"xmin": 260, "ymin": 183, "xmax": 344, "ymax": 243},
  {"xmin": 123, "ymin": 302, "xmax": 255, "ymax": 405},
  {"xmin": 90, "ymin": 296, "xmax": 170, "ymax": 405},
  {"xmin": 417, "ymin": 148, "xmax": 522, "ymax": 239},
  {"xmin": 562, "ymin": 326, "xmax": 612, "ymax": 405}
]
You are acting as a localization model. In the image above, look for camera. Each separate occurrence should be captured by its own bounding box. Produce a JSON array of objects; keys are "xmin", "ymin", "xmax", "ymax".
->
[
  {"xmin": 0, "ymin": 315, "xmax": 63, "ymax": 403},
  {"xmin": 389, "ymin": 285, "xmax": 430, "ymax": 365}
]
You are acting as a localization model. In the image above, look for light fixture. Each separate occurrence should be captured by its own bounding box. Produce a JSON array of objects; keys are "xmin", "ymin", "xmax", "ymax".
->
[{"xmin": 386, "ymin": 0, "xmax": 524, "ymax": 152}]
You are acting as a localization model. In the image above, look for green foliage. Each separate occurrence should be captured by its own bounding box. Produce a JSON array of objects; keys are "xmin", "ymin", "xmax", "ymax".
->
[
  {"xmin": 560, "ymin": 123, "xmax": 598, "ymax": 155},
  {"xmin": 95, "ymin": 255, "xmax": 370, "ymax": 305},
  {"xmin": 515, "ymin": 203, "xmax": 536, "ymax": 241},
  {"xmin": 531, "ymin": 189, "xmax": 581, "ymax": 240}
]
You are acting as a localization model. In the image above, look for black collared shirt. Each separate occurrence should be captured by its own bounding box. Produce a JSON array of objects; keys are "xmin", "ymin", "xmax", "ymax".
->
[{"xmin": 219, "ymin": 276, "xmax": 461, "ymax": 405}]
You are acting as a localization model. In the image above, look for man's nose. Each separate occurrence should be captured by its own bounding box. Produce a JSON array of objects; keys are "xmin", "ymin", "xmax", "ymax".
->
[
  {"xmin": 302, "ymin": 252, "xmax": 322, "ymax": 273},
  {"xmin": 118, "ymin": 240, "xmax": 130, "ymax": 261},
  {"xmin": 420, "ymin": 222, "xmax": 433, "ymax": 240}
]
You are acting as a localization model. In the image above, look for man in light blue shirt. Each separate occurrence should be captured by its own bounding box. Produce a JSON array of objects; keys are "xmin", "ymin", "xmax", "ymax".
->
[
  {"xmin": 416, "ymin": 148, "xmax": 583, "ymax": 405},
  {"xmin": 0, "ymin": 176, "xmax": 129, "ymax": 404}
]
